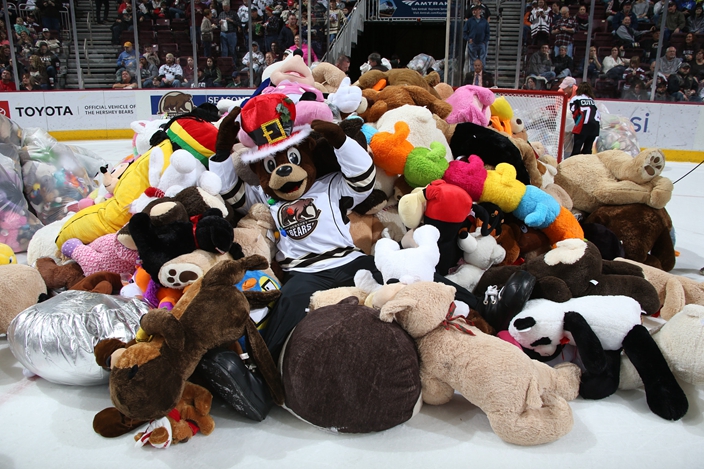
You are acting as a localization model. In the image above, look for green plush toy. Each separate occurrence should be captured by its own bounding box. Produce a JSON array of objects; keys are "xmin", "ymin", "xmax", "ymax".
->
[{"xmin": 403, "ymin": 141, "xmax": 449, "ymax": 188}]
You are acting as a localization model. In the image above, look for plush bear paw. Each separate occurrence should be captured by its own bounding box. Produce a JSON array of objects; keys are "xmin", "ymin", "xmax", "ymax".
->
[
  {"xmin": 648, "ymin": 180, "xmax": 674, "ymax": 209},
  {"xmin": 61, "ymin": 238, "xmax": 83, "ymax": 258},
  {"xmin": 158, "ymin": 262, "xmax": 204, "ymax": 290},
  {"xmin": 641, "ymin": 150, "xmax": 665, "ymax": 179},
  {"xmin": 644, "ymin": 379, "xmax": 689, "ymax": 421}
]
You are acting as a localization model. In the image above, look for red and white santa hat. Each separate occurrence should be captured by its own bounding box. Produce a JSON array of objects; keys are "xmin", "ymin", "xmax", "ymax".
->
[{"xmin": 238, "ymin": 93, "xmax": 311, "ymax": 165}]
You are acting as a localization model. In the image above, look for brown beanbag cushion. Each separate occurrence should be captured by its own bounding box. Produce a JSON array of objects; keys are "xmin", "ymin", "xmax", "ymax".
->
[{"xmin": 280, "ymin": 297, "xmax": 421, "ymax": 433}]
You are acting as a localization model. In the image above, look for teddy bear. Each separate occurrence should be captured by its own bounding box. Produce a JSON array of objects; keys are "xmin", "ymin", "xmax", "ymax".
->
[
  {"xmin": 356, "ymin": 68, "xmax": 443, "ymax": 99},
  {"xmin": 377, "ymin": 281, "xmax": 582, "ymax": 446},
  {"xmin": 585, "ymin": 204, "xmax": 675, "ymax": 272},
  {"xmin": 619, "ymin": 304, "xmax": 704, "ymax": 389},
  {"xmin": 59, "ymin": 233, "xmax": 138, "ymax": 277},
  {"xmin": 445, "ymin": 84, "xmax": 496, "ymax": 128},
  {"xmin": 445, "ymin": 227, "xmax": 506, "ymax": 292},
  {"xmin": 508, "ymin": 295, "xmax": 689, "ymax": 421},
  {"xmin": 359, "ymin": 85, "xmax": 453, "ymax": 124},
  {"xmin": 105, "ymin": 256, "xmax": 284, "ymax": 421},
  {"xmin": 0, "ymin": 263, "xmax": 47, "ymax": 333},
  {"xmin": 615, "ymin": 258, "xmax": 704, "ymax": 320},
  {"xmin": 130, "ymin": 118, "xmax": 171, "ymax": 158},
  {"xmin": 34, "ymin": 256, "xmax": 85, "ymax": 292},
  {"xmin": 554, "ymin": 148, "xmax": 673, "ymax": 214},
  {"xmin": 129, "ymin": 147, "xmax": 222, "ymax": 215},
  {"xmin": 473, "ymin": 238, "xmax": 661, "ymax": 331},
  {"xmin": 134, "ymin": 382, "xmax": 215, "ymax": 448}
]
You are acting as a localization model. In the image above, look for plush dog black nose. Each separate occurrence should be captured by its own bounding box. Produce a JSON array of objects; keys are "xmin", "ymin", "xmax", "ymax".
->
[{"xmin": 276, "ymin": 165, "xmax": 292, "ymax": 177}]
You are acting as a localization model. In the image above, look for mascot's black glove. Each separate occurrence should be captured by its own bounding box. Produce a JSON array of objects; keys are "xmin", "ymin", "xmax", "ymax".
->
[
  {"xmin": 311, "ymin": 119, "xmax": 347, "ymax": 149},
  {"xmin": 212, "ymin": 107, "xmax": 241, "ymax": 163}
]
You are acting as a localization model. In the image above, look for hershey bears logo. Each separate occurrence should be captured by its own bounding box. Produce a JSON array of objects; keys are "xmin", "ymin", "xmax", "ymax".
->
[
  {"xmin": 278, "ymin": 198, "xmax": 321, "ymax": 240},
  {"xmin": 158, "ymin": 91, "xmax": 194, "ymax": 116}
]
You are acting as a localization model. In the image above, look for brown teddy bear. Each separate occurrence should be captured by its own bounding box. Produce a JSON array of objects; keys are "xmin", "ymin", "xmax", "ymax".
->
[
  {"xmin": 0, "ymin": 264, "xmax": 47, "ymax": 333},
  {"xmin": 359, "ymin": 85, "xmax": 452, "ymax": 124},
  {"xmin": 356, "ymin": 68, "xmax": 443, "ymax": 99},
  {"xmin": 554, "ymin": 148, "xmax": 673, "ymax": 214},
  {"xmin": 585, "ymin": 204, "xmax": 675, "ymax": 271},
  {"xmin": 377, "ymin": 281, "xmax": 581, "ymax": 446}
]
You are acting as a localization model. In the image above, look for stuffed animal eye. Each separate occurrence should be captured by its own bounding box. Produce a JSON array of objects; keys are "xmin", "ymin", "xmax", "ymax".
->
[
  {"xmin": 263, "ymin": 156, "xmax": 277, "ymax": 174},
  {"xmin": 287, "ymin": 148, "xmax": 301, "ymax": 165}
]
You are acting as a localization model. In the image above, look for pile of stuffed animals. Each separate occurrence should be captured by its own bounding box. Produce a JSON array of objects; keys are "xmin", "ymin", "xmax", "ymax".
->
[{"xmin": 1, "ymin": 53, "xmax": 703, "ymax": 449}]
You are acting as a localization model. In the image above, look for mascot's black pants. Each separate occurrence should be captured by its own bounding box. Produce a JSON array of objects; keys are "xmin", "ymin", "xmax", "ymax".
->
[{"xmin": 261, "ymin": 254, "xmax": 480, "ymax": 360}]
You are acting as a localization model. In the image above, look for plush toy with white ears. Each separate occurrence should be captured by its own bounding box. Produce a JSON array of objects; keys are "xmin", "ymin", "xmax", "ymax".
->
[
  {"xmin": 354, "ymin": 224, "xmax": 440, "ymax": 292},
  {"xmin": 508, "ymin": 295, "xmax": 689, "ymax": 421},
  {"xmin": 131, "ymin": 119, "xmax": 170, "ymax": 158},
  {"xmin": 130, "ymin": 148, "xmax": 222, "ymax": 214},
  {"xmin": 445, "ymin": 227, "xmax": 506, "ymax": 292}
]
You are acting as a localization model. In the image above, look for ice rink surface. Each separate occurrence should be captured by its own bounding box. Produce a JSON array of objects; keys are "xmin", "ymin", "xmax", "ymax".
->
[{"xmin": 1, "ymin": 139, "xmax": 703, "ymax": 469}]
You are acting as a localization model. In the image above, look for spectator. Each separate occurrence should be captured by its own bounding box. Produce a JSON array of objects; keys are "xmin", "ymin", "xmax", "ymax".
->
[
  {"xmin": 576, "ymin": 5, "xmax": 590, "ymax": 31},
  {"xmin": 664, "ymin": 2, "xmax": 686, "ymax": 44},
  {"xmin": 640, "ymin": 28, "xmax": 661, "ymax": 63},
  {"xmin": 530, "ymin": 0, "xmax": 551, "ymax": 45},
  {"xmin": 115, "ymin": 42, "xmax": 137, "ymax": 81},
  {"xmin": 16, "ymin": 31, "xmax": 35, "ymax": 62},
  {"xmin": 328, "ymin": 0, "xmax": 345, "ymax": 43},
  {"xmin": 219, "ymin": 3, "xmax": 240, "ymax": 61},
  {"xmin": 0, "ymin": 30, "xmax": 10, "ymax": 47},
  {"xmin": 35, "ymin": 28, "xmax": 61, "ymax": 55},
  {"xmin": 157, "ymin": 52, "xmax": 183, "ymax": 87},
  {"xmin": 523, "ymin": 75, "xmax": 539, "ymax": 89},
  {"xmin": 681, "ymin": 32, "xmax": 697, "ymax": 63},
  {"xmin": 366, "ymin": 52, "xmax": 388, "ymax": 72},
  {"xmin": 27, "ymin": 54, "xmax": 49, "ymax": 89},
  {"xmin": 37, "ymin": 0, "xmax": 61, "ymax": 32},
  {"xmin": 336, "ymin": 54, "xmax": 350, "ymax": 74},
  {"xmin": 602, "ymin": 46, "xmax": 626, "ymax": 74},
  {"xmin": 136, "ymin": 0, "xmax": 154, "ymax": 22},
  {"xmin": 116, "ymin": 0, "xmax": 128, "ymax": 15},
  {"xmin": 657, "ymin": 46, "xmax": 682, "ymax": 77},
  {"xmin": 652, "ymin": 0, "xmax": 667, "ymax": 24},
  {"xmin": 227, "ymin": 69, "xmax": 249, "ymax": 88},
  {"xmin": 242, "ymin": 41, "xmax": 265, "ymax": 74},
  {"xmin": 654, "ymin": 75, "xmax": 672, "ymax": 100},
  {"xmin": 19, "ymin": 72, "xmax": 39, "ymax": 90},
  {"xmin": 690, "ymin": 49, "xmax": 704, "ymax": 80},
  {"xmin": 522, "ymin": 8, "xmax": 532, "ymax": 44},
  {"xmin": 468, "ymin": 0, "xmax": 491, "ymax": 22},
  {"xmin": 139, "ymin": 55, "xmax": 158, "ymax": 85},
  {"xmin": 616, "ymin": 16, "xmax": 652, "ymax": 48},
  {"xmin": 528, "ymin": 44, "xmax": 556, "ymax": 81},
  {"xmin": 623, "ymin": 78, "xmax": 650, "ymax": 98},
  {"xmin": 37, "ymin": 42, "xmax": 59, "ymax": 88},
  {"xmin": 249, "ymin": 6, "xmax": 265, "ymax": 48},
  {"xmin": 0, "ymin": 68, "xmax": 16, "ymax": 91},
  {"xmin": 202, "ymin": 56, "xmax": 222, "ymax": 87},
  {"xmin": 287, "ymin": 34, "xmax": 318, "ymax": 65},
  {"xmin": 464, "ymin": 58, "xmax": 494, "ymax": 86},
  {"xmin": 552, "ymin": 6, "xmax": 577, "ymax": 57},
  {"xmin": 588, "ymin": 45, "xmax": 603, "ymax": 80},
  {"xmin": 201, "ymin": 9, "xmax": 217, "ymax": 59},
  {"xmin": 605, "ymin": 0, "xmax": 622, "ymax": 24},
  {"xmin": 549, "ymin": 2, "xmax": 561, "ymax": 26},
  {"xmin": 181, "ymin": 56, "xmax": 195, "ymax": 87},
  {"xmin": 623, "ymin": 55, "xmax": 647, "ymax": 83},
  {"xmin": 263, "ymin": 6, "xmax": 282, "ymax": 53},
  {"xmin": 553, "ymin": 44, "xmax": 575, "ymax": 78},
  {"xmin": 111, "ymin": 7, "xmax": 134, "ymax": 45},
  {"xmin": 113, "ymin": 69, "xmax": 136, "ymax": 88},
  {"xmin": 278, "ymin": 13, "xmax": 298, "ymax": 51},
  {"xmin": 559, "ymin": 76, "xmax": 577, "ymax": 98},
  {"xmin": 14, "ymin": 17, "xmax": 31, "ymax": 39},
  {"xmin": 0, "ymin": 45, "xmax": 12, "ymax": 69},
  {"xmin": 569, "ymin": 82, "xmax": 600, "ymax": 156},
  {"xmin": 96, "ymin": 0, "xmax": 110, "ymax": 23},
  {"xmin": 463, "ymin": 4, "xmax": 490, "ymax": 68},
  {"xmin": 671, "ymin": 61, "xmax": 700, "ymax": 100},
  {"xmin": 611, "ymin": 0, "xmax": 638, "ymax": 30},
  {"xmin": 633, "ymin": 0, "xmax": 650, "ymax": 23},
  {"xmin": 688, "ymin": 4, "xmax": 704, "ymax": 34},
  {"xmin": 143, "ymin": 45, "xmax": 159, "ymax": 69},
  {"xmin": 168, "ymin": 0, "xmax": 186, "ymax": 19}
]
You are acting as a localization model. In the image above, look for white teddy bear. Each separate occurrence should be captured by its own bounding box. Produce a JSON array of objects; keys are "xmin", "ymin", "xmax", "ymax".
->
[{"xmin": 129, "ymin": 147, "xmax": 222, "ymax": 214}]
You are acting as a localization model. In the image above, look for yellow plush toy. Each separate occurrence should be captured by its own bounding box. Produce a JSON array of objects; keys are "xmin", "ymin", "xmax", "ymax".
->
[
  {"xmin": 55, "ymin": 140, "xmax": 173, "ymax": 248},
  {"xmin": 0, "ymin": 243, "xmax": 17, "ymax": 264},
  {"xmin": 489, "ymin": 96, "xmax": 513, "ymax": 135}
]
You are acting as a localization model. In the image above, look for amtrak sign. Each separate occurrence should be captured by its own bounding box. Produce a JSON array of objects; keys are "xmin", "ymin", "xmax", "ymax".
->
[{"xmin": 379, "ymin": 0, "xmax": 447, "ymax": 19}]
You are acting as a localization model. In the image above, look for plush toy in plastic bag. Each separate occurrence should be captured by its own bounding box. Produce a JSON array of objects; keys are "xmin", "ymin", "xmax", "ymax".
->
[
  {"xmin": 7, "ymin": 291, "xmax": 149, "ymax": 386},
  {"xmin": 0, "ymin": 157, "xmax": 42, "ymax": 253},
  {"xmin": 595, "ymin": 104, "xmax": 641, "ymax": 156},
  {"xmin": 21, "ymin": 127, "xmax": 105, "ymax": 224},
  {"xmin": 0, "ymin": 114, "xmax": 24, "ymax": 147},
  {"xmin": 407, "ymin": 53, "xmax": 436, "ymax": 76}
]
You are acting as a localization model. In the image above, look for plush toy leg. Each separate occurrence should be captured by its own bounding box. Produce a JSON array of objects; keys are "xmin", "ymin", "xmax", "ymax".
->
[
  {"xmin": 563, "ymin": 311, "xmax": 607, "ymax": 375},
  {"xmin": 93, "ymin": 407, "xmax": 148, "ymax": 437},
  {"xmin": 622, "ymin": 324, "xmax": 688, "ymax": 420},
  {"xmin": 579, "ymin": 350, "xmax": 621, "ymax": 400},
  {"xmin": 420, "ymin": 375, "xmax": 455, "ymax": 406}
]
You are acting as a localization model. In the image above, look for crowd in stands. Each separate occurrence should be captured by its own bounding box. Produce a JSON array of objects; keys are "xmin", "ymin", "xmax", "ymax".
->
[
  {"xmin": 99, "ymin": 0, "xmax": 353, "ymax": 89},
  {"xmin": 521, "ymin": 0, "xmax": 704, "ymax": 102},
  {"xmin": 0, "ymin": 0, "xmax": 66, "ymax": 90}
]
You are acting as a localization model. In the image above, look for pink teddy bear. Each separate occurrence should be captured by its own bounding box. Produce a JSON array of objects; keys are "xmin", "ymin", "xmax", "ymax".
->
[
  {"xmin": 444, "ymin": 85, "xmax": 496, "ymax": 127},
  {"xmin": 61, "ymin": 233, "xmax": 138, "ymax": 277}
]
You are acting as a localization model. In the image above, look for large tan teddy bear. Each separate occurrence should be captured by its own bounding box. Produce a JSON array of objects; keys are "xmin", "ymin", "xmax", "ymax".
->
[
  {"xmin": 554, "ymin": 148, "xmax": 673, "ymax": 214},
  {"xmin": 360, "ymin": 85, "xmax": 452, "ymax": 124},
  {"xmin": 0, "ymin": 264, "xmax": 47, "ymax": 333},
  {"xmin": 356, "ymin": 68, "xmax": 443, "ymax": 99},
  {"xmin": 616, "ymin": 258, "xmax": 704, "ymax": 320},
  {"xmin": 376, "ymin": 281, "xmax": 581, "ymax": 446}
]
